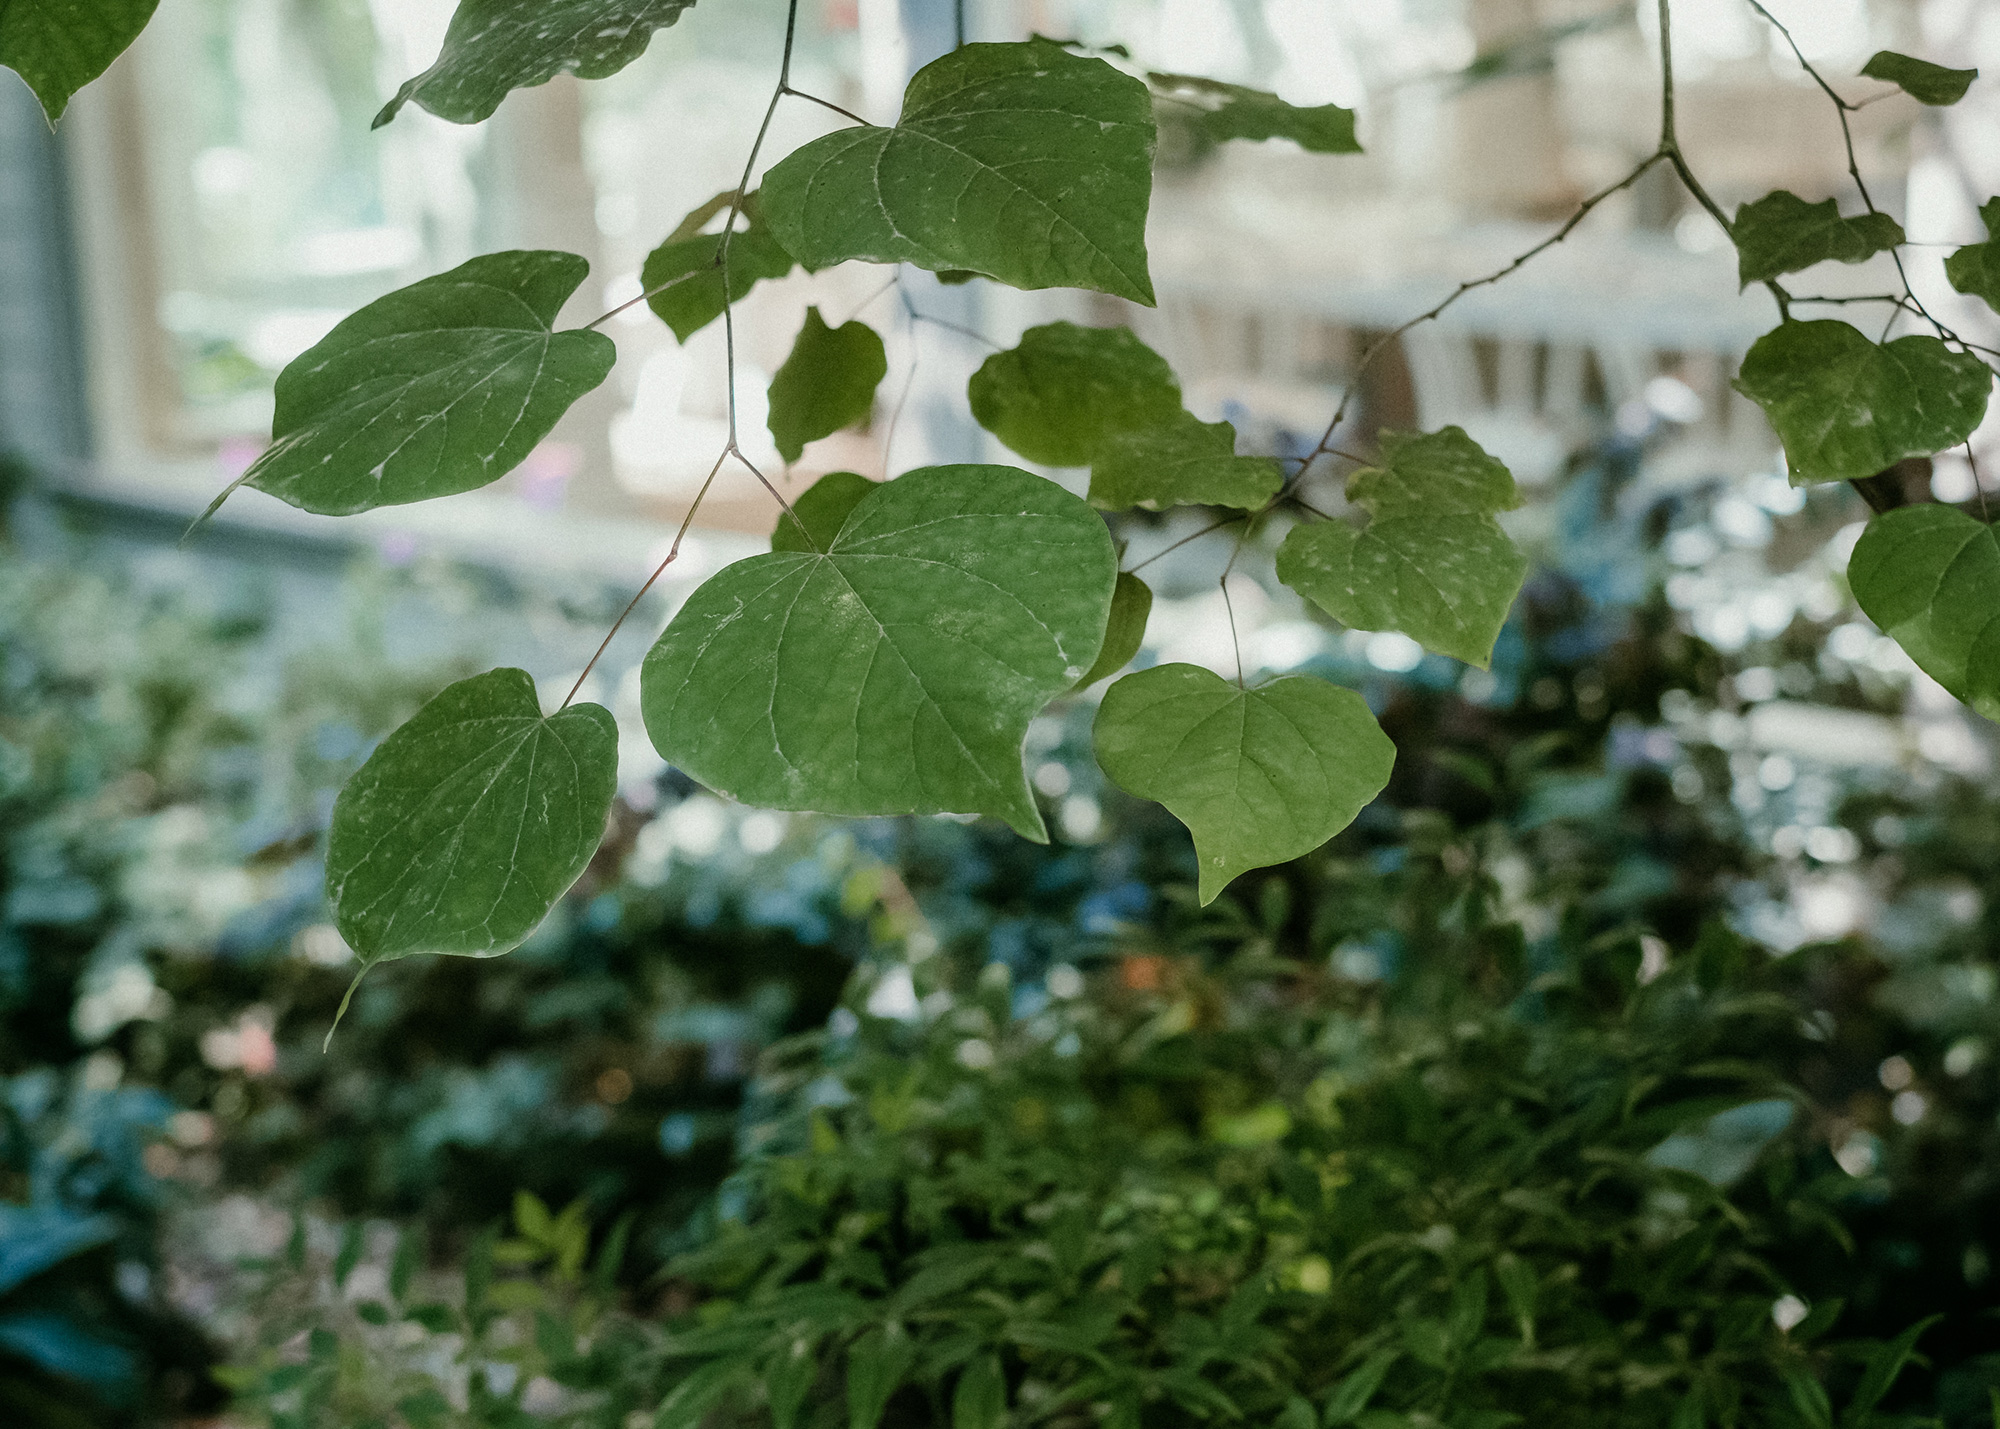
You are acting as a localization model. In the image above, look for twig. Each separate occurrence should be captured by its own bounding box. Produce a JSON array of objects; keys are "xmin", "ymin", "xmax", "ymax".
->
[{"xmin": 783, "ymin": 85, "xmax": 870, "ymax": 127}]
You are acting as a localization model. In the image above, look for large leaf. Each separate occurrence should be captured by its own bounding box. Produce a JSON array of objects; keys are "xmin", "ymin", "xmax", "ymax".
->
[
  {"xmin": 326, "ymin": 667, "xmax": 617, "ymax": 963},
  {"xmin": 768, "ymin": 308, "xmax": 887, "ymax": 463},
  {"xmin": 375, "ymin": 0, "xmax": 698, "ymax": 127},
  {"xmin": 1148, "ymin": 73, "xmax": 1360, "ymax": 154},
  {"xmin": 238, "ymin": 251, "xmax": 614, "ymax": 516},
  {"xmin": 1848, "ymin": 504, "xmax": 2000, "ymax": 717},
  {"xmin": 1074, "ymin": 572, "xmax": 1152, "ymax": 689},
  {"xmin": 761, "ymin": 39, "xmax": 1156, "ymax": 303},
  {"xmin": 1089, "ymin": 412, "xmax": 1283, "ymax": 511},
  {"xmin": 1946, "ymin": 197, "xmax": 2000, "ymax": 315},
  {"xmin": 1731, "ymin": 190, "xmax": 1903, "ymax": 287},
  {"xmin": 1732, "ymin": 321, "xmax": 1991, "ymax": 483},
  {"xmin": 1860, "ymin": 50, "xmax": 1976, "ymax": 106},
  {"xmin": 1093, "ymin": 664, "xmax": 1394, "ymax": 902},
  {"xmin": 0, "ymin": 0, "xmax": 158, "ymax": 123},
  {"xmin": 1276, "ymin": 426, "xmax": 1525, "ymax": 667},
  {"xmin": 772, "ymin": 470, "xmax": 879, "ymax": 553},
  {"xmin": 969, "ymin": 322, "xmax": 1182, "ymax": 466},
  {"xmin": 642, "ymin": 464, "xmax": 1117, "ymax": 840},
  {"xmin": 643, "ymin": 191, "xmax": 798, "ymax": 343}
]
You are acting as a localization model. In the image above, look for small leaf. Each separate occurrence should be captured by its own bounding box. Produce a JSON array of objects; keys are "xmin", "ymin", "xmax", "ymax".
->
[
  {"xmin": 1148, "ymin": 73, "xmax": 1360, "ymax": 154},
  {"xmin": 334, "ymin": 1221, "xmax": 365, "ymax": 1291},
  {"xmin": 847, "ymin": 1328, "xmax": 916, "ymax": 1429},
  {"xmin": 1276, "ymin": 426, "xmax": 1526, "ymax": 667},
  {"xmin": 762, "ymin": 39, "xmax": 1157, "ymax": 303},
  {"xmin": 1849, "ymin": 502, "xmax": 2000, "ymax": 717},
  {"xmin": 376, "ymin": 0, "xmax": 698, "ymax": 127},
  {"xmin": 0, "ymin": 0, "xmax": 158, "ymax": 123},
  {"xmin": 355, "ymin": 1301, "xmax": 391, "ymax": 1326},
  {"xmin": 1093, "ymin": 665, "xmax": 1394, "ymax": 903},
  {"xmin": 513, "ymin": 1190, "xmax": 554, "ymax": 1243},
  {"xmin": 642, "ymin": 192, "xmax": 798, "ymax": 342},
  {"xmin": 1074, "ymin": 572, "xmax": 1152, "ymax": 689},
  {"xmin": 1733, "ymin": 321, "xmax": 1991, "ymax": 483},
  {"xmin": 1089, "ymin": 412, "xmax": 1283, "ymax": 511},
  {"xmin": 237, "ymin": 251, "xmax": 615, "ymax": 516},
  {"xmin": 1945, "ymin": 198, "xmax": 2000, "ymax": 315},
  {"xmin": 326, "ymin": 668, "xmax": 617, "ymax": 964},
  {"xmin": 1731, "ymin": 190, "xmax": 1904, "ymax": 286},
  {"xmin": 768, "ymin": 1338, "xmax": 819, "ymax": 1429},
  {"xmin": 655, "ymin": 1360, "xmax": 744, "ymax": 1429},
  {"xmin": 968, "ymin": 322, "xmax": 1182, "ymax": 466},
  {"xmin": 772, "ymin": 471, "xmax": 879, "ymax": 554},
  {"xmin": 1860, "ymin": 50, "xmax": 1976, "ymax": 105},
  {"xmin": 768, "ymin": 309, "xmax": 888, "ymax": 463},
  {"xmin": 953, "ymin": 1356, "xmax": 1007, "ymax": 1429},
  {"xmin": 643, "ymin": 465, "xmax": 1117, "ymax": 840},
  {"xmin": 1843, "ymin": 1315, "xmax": 1940, "ymax": 1426}
]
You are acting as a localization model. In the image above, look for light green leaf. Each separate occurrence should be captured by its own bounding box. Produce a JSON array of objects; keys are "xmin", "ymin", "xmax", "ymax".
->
[
  {"xmin": 375, "ymin": 0, "xmax": 698, "ymax": 127},
  {"xmin": 1733, "ymin": 320, "xmax": 1991, "ymax": 483},
  {"xmin": 1848, "ymin": 504, "xmax": 2000, "ymax": 717},
  {"xmin": 1860, "ymin": 50, "xmax": 1976, "ymax": 105},
  {"xmin": 968, "ymin": 322, "xmax": 1182, "ymax": 466},
  {"xmin": 762, "ymin": 39, "xmax": 1156, "ymax": 303},
  {"xmin": 768, "ymin": 1338, "xmax": 819, "ymax": 1429},
  {"xmin": 772, "ymin": 470, "xmax": 879, "ymax": 554},
  {"xmin": 1275, "ymin": 426, "xmax": 1525, "ymax": 667},
  {"xmin": 1093, "ymin": 664, "xmax": 1394, "ymax": 902},
  {"xmin": 1324, "ymin": 1350, "xmax": 1399, "ymax": 1426},
  {"xmin": 1147, "ymin": 73, "xmax": 1361, "ymax": 154},
  {"xmin": 0, "ymin": 0, "xmax": 158, "ymax": 123},
  {"xmin": 326, "ymin": 668, "xmax": 617, "ymax": 964},
  {"xmin": 1731, "ymin": 190, "xmax": 1904, "ymax": 287},
  {"xmin": 847, "ymin": 1328, "xmax": 916, "ymax": 1429},
  {"xmin": 642, "ymin": 191, "xmax": 798, "ymax": 342},
  {"xmin": 1089, "ymin": 412, "xmax": 1283, "ymax": 511},
  {"xmin": 642, "ymin": 465, "xmax": 1117, "ymax": 840},
  {"xmin": 1074, "ymin": 572, "xmax": 1152, "ymax": 689},
  {"xmin": 768, "ymin": 308, "xmax": 888, "ymax": 463},
  {"xmin": 236, "ymin": 251, "xmax": 615, "ymax": 516},
  {"xmin": 953, "ymin": 1356, "xmax": 1007, "ymax": 1429},
  {"xmin": 1946, "ymin": 197, "xmax": 2000, "ymax": 315}
]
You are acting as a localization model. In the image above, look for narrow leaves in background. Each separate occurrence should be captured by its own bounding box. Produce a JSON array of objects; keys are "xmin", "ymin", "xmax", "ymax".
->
[
  {"xmin": 968, "ymin": 322, "xmax": 1182, "ymax": 467},
  {"xmin": 0, "ymin": 0, "xmax": 159, "ymax": 122},
  {"xmin": 1859, "ymin": 50, "xmax": 1977, "ymax": 106},
  {"xmin": 1147, "ymin": 73, "xmax": 1361, "ymax": 154},
  {"xmin": 643, "ymin": 191, "xmax": 797, "ymax": 342},
  {"xmin": 767, "ymin": 309, "xmax": 888, "ymax": 463},
  {"xmin": 1089, "ymin": 412, "xmax": 1282, "ymax": 511},
  {"xmin": 1731, "ymin": 190, "xmax": 1904, "ymax": 287}
]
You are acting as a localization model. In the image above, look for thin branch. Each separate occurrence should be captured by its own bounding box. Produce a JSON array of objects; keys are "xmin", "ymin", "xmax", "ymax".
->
[
  {"xmin": 783, "ymin": 85, "xmax": 870, "ymax": 127},
  {"xmin": 900, "ymin": 284, "xmax": 1003, "ymax": 349},
  {"xmin": 731, "ymin": 448, "xmax": 812, "ymax": 549},
  {"xmin": 1126, "ymin": 513, "xmax": 1248, "ymax": 574}
]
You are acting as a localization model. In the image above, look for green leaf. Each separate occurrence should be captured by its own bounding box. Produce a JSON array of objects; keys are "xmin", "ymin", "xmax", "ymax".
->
[
  {"xmin": 1074, "ymin": 572, "xmax": 1152, "ymax": 689},
  {"xmin": 655, "ymin": 1360, "xmax": 745, "ymax": 1429},
  {"xmin": 1860, "ymin": 50, "xmax": 1976, "ymax": 105},
  {"xmin": 772, "ymin": 471, "xmax": 879, "ymax": 554},
  {"xmin": 1731, "ymin": 190, "xmax": 1904, "ymax": 286},
  {"xmin": 1848, "ymin": 503, "xmax": 2000, "ymax": 717},
  {"xmin": 1089, "ymin": 412, "xmax": 1283, "ymax": 511},
  {"xmin": 953, "ymin": 1356, "xmax": 1007, "ymax": 1429},
  {"xmin": 0, "ymin": 0, "xmax": 158, "ymax": 123},
  {"xmin": 768, "ymin": 308, "xmax": 888, "ymax": 464},
  {"xmin": 1147, "ymin": 73, "xmax": 1361, "ymax": 154},
  {"xmin": 375, "ymin": 0, "xmax": 698, "ymax": 127},
  {"xmin": 642, "ymin": 465, "xmax": 1117, "ymax": 840},
  {"xmin": 762, "ymin": 39, "xmax": 1156, "ymax": 303},
  {"xmin": 968, "ymin": 322, "xmax": 1182, "ymax": 467},
  {"xmin": 1945, "ymin": 197, "xmax": 2000, "ymax": 315},
  {"xmin": 1732, "ymin": 321, "xmax": 1991, "ymax": 483},
  {"xmin": 847, "ymin": 1328, "xmax": 916, "ymax": 1429},
  {"xmin": 326, "ymin": 667, "xmax": 617, "ymax": 963},
  {"xmin": 237, "ymin": 251, "xmax": 614, "ymax": 516},
  {"xmin": 768, "ymin": 1338, "xmax": 819, "ymax": 1429},
  {"xmin": 1276, "ymin": 426, "xmax": 1526, "ymax": 667},
  {"xmin": 1843, "ymin": 1316, "xmax": 1940, "ymax": 1426},
  {"xmin": 1093, "ymin": 665, "xmax": 1394, "ymax": 902},
  {"xmin": 642, "ymin": 191, "xmax": 797, "ymax": 342}
]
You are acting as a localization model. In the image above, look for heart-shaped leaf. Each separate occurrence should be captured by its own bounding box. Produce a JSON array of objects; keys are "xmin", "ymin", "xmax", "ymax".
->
[
  {"xmin": 1074, "ymin": 572, "xmax": 1153, "ymax": 689},
  {"xmin": 643, "ymin": 191, "xmax": 797, "ymax": 342},
  {"xmin": 1946, "ymin": 198, "xmax": 2000, "ymax": 314},
  {"xmin": 761, "ymin": 39, "xmax": 1156, "ymax": 303},
  {"xmin": 1089, "ymin": 412, "xmax": 1283, "ymax": 511},
  {"xmin": 1860, "ymin": 50, "xmax": 1976, "ymax": 106},
  {"xmin": 1276, "ymin": 426, "xmax": 1526, "ymax": 667},
  {"xmin": 326, "ymin": 668, "xmax": 617, "ymax": 964},
  {"xmin": 1094, "ymin": 665, "xmax": 1394, "ymax": 902},
  {"xmin": 1848, "ymin": 504, "xmax": 2000, "ymax": 717},
  {"xmin": 642, "ymin": 464, "xmax": 1117, "ymax": 839},
  {"xmin": 235, "ymin": 251, "xmax": 615, "ymax": 516},
  {"xmin": 375, "ymin": 0, "xmax": 698, "ymax": 127},
  {"xmin": 1732, "ymin": 321, "xmax": 1991, "ymax": 483},
  {"xmin": 772, "ymin": 470, "xmax": 879, "ymax": 553},
  {"xmin": 1147, "ymin": 73, "xmax": 1360, "ymax": 154},
  {"xmin": 969, "ymin": 323, "xmax": 1183, "ymax": 466},
  {"xmin": 1, "ymin": 0, "xmax": 158, "ymax": 122},
  {"xmin": 768, "ymin": 308, "xmax": 887, "ymax": 463},
  {"xmin": 1731, "ymin": 190, "xmax": 1904, "ymax": 287}
]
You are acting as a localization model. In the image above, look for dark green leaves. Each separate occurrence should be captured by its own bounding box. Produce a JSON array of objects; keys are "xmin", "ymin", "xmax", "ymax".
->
[
  {"xmin": 1089, "ymin": 412, "xmax": 1283, "ymax": 512},
  {"xmin": 326, "ymin": 668, "xmax": 617, "ymax": 964},
  {"xmin": 767, "ymin": 309, "xmax": 887, "ymax": 463},
  {"xmin": 1860, "ymin": 50, "xmax": 1976, "ymax": 106},
  {"xmin": 1848, "ymin": 505, "xmax": 2000, "ymax": 718},
  {"xmin": 1946, "ymin": 198, "xmax": 2000, "ymax": 314},
  {"xmin": 642, "ymin": 465, "xmax": 1116, "ymax": 840},
  {"xmin": 375, "ymin": 0, "xmax": 698, "ymax": 127},
  {"xmin": 762, "ymin": 39, "xmax": 1156, "ymax": 303},
  {"xmin": 643, "ymin": 191, "xmax": 797, "ymax": 342},
  {"xmin": 1093, "ymin": 665, "xmax": 1394, "ymax": 902},
  {"xmin": 0, "ymin": 0, "xmax": 158, "ymax": 122},
  {"xmin": 1074, "ymin": 572, "xmax": 1152, "ymax": 689},
  {"xmin": 1731, "ymin": 190, "xmax": 1904, "ymax": 287},
  {"xmin": 772, "ymin": 470, "xmax": 878, "ymax": 553},
  {"xmin": 240, "ymin": 251, "xmax": 615, "ymax": 516},
  {"xmin": 1733, "ymin": 321, "xmax": 1991, "ymax": 483},
  {"xmin": 1148, "ymin": 73, "xmax": 1361, "ymax": 154},
  {"xmin": 1276, "ymin": 426, "xmax": 1526, "ymax": 667},
  {"xmin": 968, "ymin": 322, "xmax": 1181, "ymax": 466}
]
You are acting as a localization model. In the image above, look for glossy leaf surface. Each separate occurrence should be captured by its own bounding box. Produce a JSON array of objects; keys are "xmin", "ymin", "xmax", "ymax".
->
[
  {"xmin": 969, "ymin": 322, "xmax": 1181, "ymax": 466},
  {"xmin": 642, "ymin": 192, "xmax": 797, "ymax": 342},
  {"xmin": 1860, "ymin": 50, "xmax": 1976, "ymax": 105},
  {"xmin": 1731, "ymin": 190, "xmax": 1903, "ymax": 286},
  {"xmin": 1849, "ymin": 504, "xmax": 2000, "ymax": 718},
  {"xmin": 642, "ymin": 465, "xmax": 1117, "ymax": 840},
  {"xmin": 767, "ymin": 308, "xmax": 887, "ymax": 463},
  {"xmin": 762, "ymin": 39, "xmax": 1156, "ymax": 303},
  {"xmin": 1094, "ymin": 665, "xmax": 1394, "ymax": 902},
  {"xmin": 1946, "ymin": 198, "xmax": 2000, "ymax": 314},
  {"xmin": 0, "ymin": 0, "xmax": 158, "ymax": 122},
  {"xmin": 771, "ymin": 470, "xmax": 878, "ymax": 553},
  {"xmin": 1074, "ymin": 572, "xmax": 1152, "ymax": 689},
  {"xmin": 1089, "ymin": 412, "xmax": 1283, "ymax": 511},
  {"xmin": 1148, "ymin": 73, "xmax": 1360, "ymax": 153}
]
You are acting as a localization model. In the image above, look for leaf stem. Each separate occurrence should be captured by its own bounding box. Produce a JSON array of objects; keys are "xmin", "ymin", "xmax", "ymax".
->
[
  {"xmin": 782, "ymin": 85, "xmax": 870, "ymax": 127},
  {"xmin": 1127, "ymin": 513, "xmax": 1248, "ymax": 574}
]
